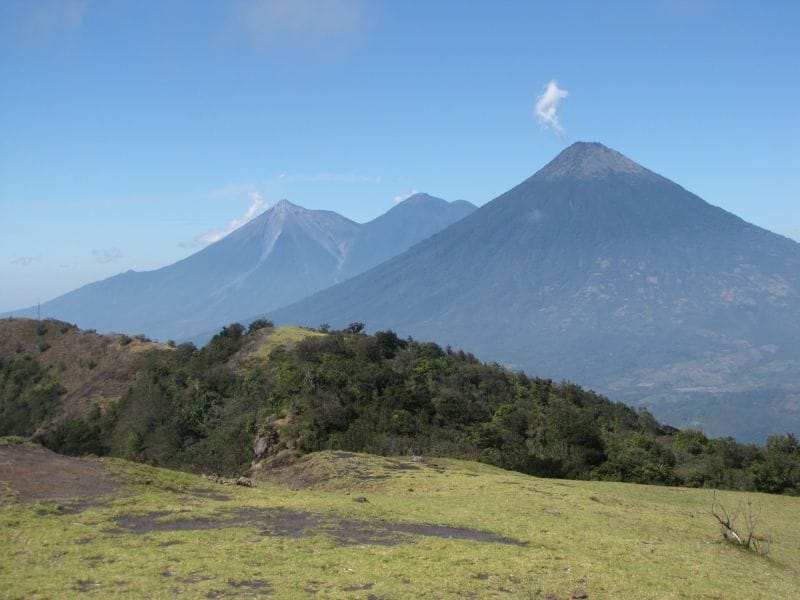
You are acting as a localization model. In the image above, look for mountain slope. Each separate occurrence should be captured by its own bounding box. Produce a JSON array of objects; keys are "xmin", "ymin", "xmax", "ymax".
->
[
  {"xmin": 0, "ymin": 318, "xmax": 168, "ymax": 437},
  {"xmin": 267, "ymin": 142, "xmax": 800, "ymax": 441},
  {"xmin": 340, "ymin": 193, "xmax": 476, "ymax": 278},
  {"xmin": 9, "ymin": 201, "xmax": 359, "ymax": 341},
  {"xmin": 8, "ymin": 196, "xmax": 474, "ymax": 342}
]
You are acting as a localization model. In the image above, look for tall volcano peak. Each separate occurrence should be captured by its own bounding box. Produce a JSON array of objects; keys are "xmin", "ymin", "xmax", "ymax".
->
[
  {"xmin": 263, "ymin": 198, "xmax": 308, "ymax": 221},
  {"xmin": 272, "ymin": 198, "xmax": 294, "ymax": 210},
  {"xmin": 268, "ymin": 142, "xmax": 800, "ymax": 441},
  {"xmin": 536, "ymin": 141, "xmax": 650, "ymax": 181}
]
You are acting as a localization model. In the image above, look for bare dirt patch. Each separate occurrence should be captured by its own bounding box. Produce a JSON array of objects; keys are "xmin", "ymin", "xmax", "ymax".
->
[
  {"xmin": 206, "ymin": 580, "xmax": 273, "ymax": 599},
  {"xmin": 343, "ymin": 582, "xmax": 374, "ymax": 591},
  {"xmin": 383, "ymin": 461, "xmax": 420, "ymax": 471},
  {"xmin": 253, "ymin": 451, "xmax": 447, "ymax": 491},
  {"xmin": 111, "ymin": 506, "xmax": 528, "ymax": 547},
  {"xmin": 0, "ymin": 443, "xmax": 120, "ymax": 510},
  {"xmin": 227, "ymin": 579, "xmax": 271, "ymax": 591},
  {"xmin": 74, "ymin": 579, "xmax": 100, "ymax": 592}
]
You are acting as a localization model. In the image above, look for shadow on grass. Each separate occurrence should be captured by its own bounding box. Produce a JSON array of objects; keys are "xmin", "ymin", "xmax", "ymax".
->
[{"xmin": 111, "ymin": 506, "xmax": 529, "ymax": 547}]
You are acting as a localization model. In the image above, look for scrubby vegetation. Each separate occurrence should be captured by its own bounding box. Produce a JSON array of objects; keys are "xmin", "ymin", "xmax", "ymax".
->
[
  {"xmin": 2, "ymin": 320, "xmax": 799, "ymax": 494},
  {"xmin": 0, "ymin": 354, "xmax": 65, "ymax": 437}
]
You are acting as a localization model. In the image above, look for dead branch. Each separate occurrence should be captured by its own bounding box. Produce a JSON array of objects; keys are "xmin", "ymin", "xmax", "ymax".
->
[{"xmin": 710, "ymin": 491, "xmax": 771, "ymax": 556}]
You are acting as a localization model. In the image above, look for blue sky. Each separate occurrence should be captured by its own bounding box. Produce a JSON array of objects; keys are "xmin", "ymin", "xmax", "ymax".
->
[{"xmin": 1, "ymin": 0, "xmax": 799, "ymax": 312}]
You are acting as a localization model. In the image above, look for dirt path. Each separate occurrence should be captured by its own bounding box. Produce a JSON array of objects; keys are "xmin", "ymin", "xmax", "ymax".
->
[{"xmin": 0, "ymin": 442, "xmax": 119, "ymax": 509}]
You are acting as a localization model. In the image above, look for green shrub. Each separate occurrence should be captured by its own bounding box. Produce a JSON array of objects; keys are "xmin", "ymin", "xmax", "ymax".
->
[{"xmin": 248, "ymin": 319, "xmax": 274, "ymax": 333}]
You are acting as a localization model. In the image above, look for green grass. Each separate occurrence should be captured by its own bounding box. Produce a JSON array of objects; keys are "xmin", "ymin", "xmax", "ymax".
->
[
  {"xmin": 234, "ymin": 326, "xmax": 326, "ymax": 370},
  {"xmin": 1, "ymin": 450, "xmax": 798, "ymax": 598},
  {"xmin": 255, "ymin": 326, "xmax": 324, "ymax": 354}
]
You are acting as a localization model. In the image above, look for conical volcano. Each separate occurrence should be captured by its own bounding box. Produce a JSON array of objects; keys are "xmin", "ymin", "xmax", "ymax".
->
[{"xmin": 269, "ymin": 142, "xmax": 800, "ymax": 441}]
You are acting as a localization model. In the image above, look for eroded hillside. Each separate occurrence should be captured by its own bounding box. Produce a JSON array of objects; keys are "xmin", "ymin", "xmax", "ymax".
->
[{"xmin": 0, "ymin": 318, "xmax": 168, "ymax": 437}]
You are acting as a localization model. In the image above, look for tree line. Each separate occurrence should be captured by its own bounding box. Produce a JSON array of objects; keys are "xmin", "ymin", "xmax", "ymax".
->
[{"xmin": 2, "ymin": 320, "xmax": 798, "ymax": 494}]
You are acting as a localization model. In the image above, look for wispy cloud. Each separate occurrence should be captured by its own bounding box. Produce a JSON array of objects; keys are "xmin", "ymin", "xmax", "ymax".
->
[
  {"xmin": 11, "ymin": 255, "xmax": 42, "ymax": 267},
  {"xmin": 534, "ymin": 80, "xmax": 569, "ymax": 136},
  {"xmin": 199, "ymin": 191, "xmax": 266, "ymax": 244},
  {"xmin": 91, "ymin": 247, "xmax": 123, "ymax": 263},
  {"xmin": 232, "ymin": 0, "xmax": 368, "ymax": 52},
  {"xmin": 393, "ymin": 189, "xmax": 419, "ymax": 205}
]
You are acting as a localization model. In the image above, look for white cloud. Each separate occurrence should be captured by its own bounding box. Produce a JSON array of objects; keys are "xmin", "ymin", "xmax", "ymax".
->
[
  {"xmin": 534, "ymin": 80, "xmax": 569, "ymax": 135},
  {"xmin": 11, "ymin": 255, "xmax": 42, "ymax": 267},
  {"xmin": 393, "ymin": 189, "xmax": 419, "ymax": 205},
  {"xmin": 199, "ymin": 191, "xmax": 266, "ymax": 244},
  {"xmin": 91, "ymin": 247, "xmax": 123, "ymax": 263},
  {"xmin": 234, "ymin": 0, "xmax": 366, "ymax": 50}
]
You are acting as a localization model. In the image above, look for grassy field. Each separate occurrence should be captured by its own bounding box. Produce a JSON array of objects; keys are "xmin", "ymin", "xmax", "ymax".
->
[
  {"xmin": 1, "ymin": 441, "xmax": 798, "ymax": 598},
  {"xmin": 233, "ymin": 326, "xmax": 326, "ymax": 371}
]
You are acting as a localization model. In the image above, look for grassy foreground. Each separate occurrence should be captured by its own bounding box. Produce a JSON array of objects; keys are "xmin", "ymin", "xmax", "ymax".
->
[{"xmin": 1, "ymin": 445, "xmax": 798, "ymax": 599}]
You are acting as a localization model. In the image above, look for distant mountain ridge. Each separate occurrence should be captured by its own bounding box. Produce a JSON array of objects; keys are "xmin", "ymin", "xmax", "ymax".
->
[
  {"xmin": 7, "ymin": 195, "xmax": 475, "ymax": 342},
  {"xmin": 341, "ymin": 193, "xmax": 476, "ymax": 279},
  {"xmin": 266, "ymin": 142, "xmax": 800, "ymax": 441}
]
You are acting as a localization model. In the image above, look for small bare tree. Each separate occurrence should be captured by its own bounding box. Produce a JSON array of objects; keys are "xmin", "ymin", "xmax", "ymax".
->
[{"xmin": 711, "ymin": 491, "xmax": 772, "ymax": 556}]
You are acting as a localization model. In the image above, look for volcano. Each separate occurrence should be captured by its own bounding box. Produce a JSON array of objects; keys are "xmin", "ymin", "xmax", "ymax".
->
[
  {"xmin": 268, "ymin": 142, "xmax": 800, "ymax": 441},
  {"xmin": 9, "ymin": 196, "xmax": 474, "ymax": 342}
]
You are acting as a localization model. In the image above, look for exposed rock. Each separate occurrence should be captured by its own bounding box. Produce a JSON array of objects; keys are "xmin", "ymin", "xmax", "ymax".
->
[
  {"xmin": 201, "ymin": 474, "xmax": 254, "ymax": 488},
  {"xmin": 253, "ymin": 436, "xmax": 269, "ymax": 458},
  {"xmin": 252, "ymin": 449, "xmax": 299, "ymax": 472}
]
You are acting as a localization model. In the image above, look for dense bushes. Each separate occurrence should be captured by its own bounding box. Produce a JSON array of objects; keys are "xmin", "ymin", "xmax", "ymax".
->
[
  {"xmin": 0, "ymin": 355, "xmax": 65, "ymax": 437},
  {"xmin": 12, "ymin": 322, "xmax": 800, "ymax": 493},
  {"xmin": 44, "ymin": 415, "xmax": 108, "ymax": 456}
]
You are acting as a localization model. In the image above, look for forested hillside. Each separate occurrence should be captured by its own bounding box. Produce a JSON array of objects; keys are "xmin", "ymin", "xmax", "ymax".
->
[{"xmin": 3, "ymin": 318, "xmax": 797, "ymax": 495}]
